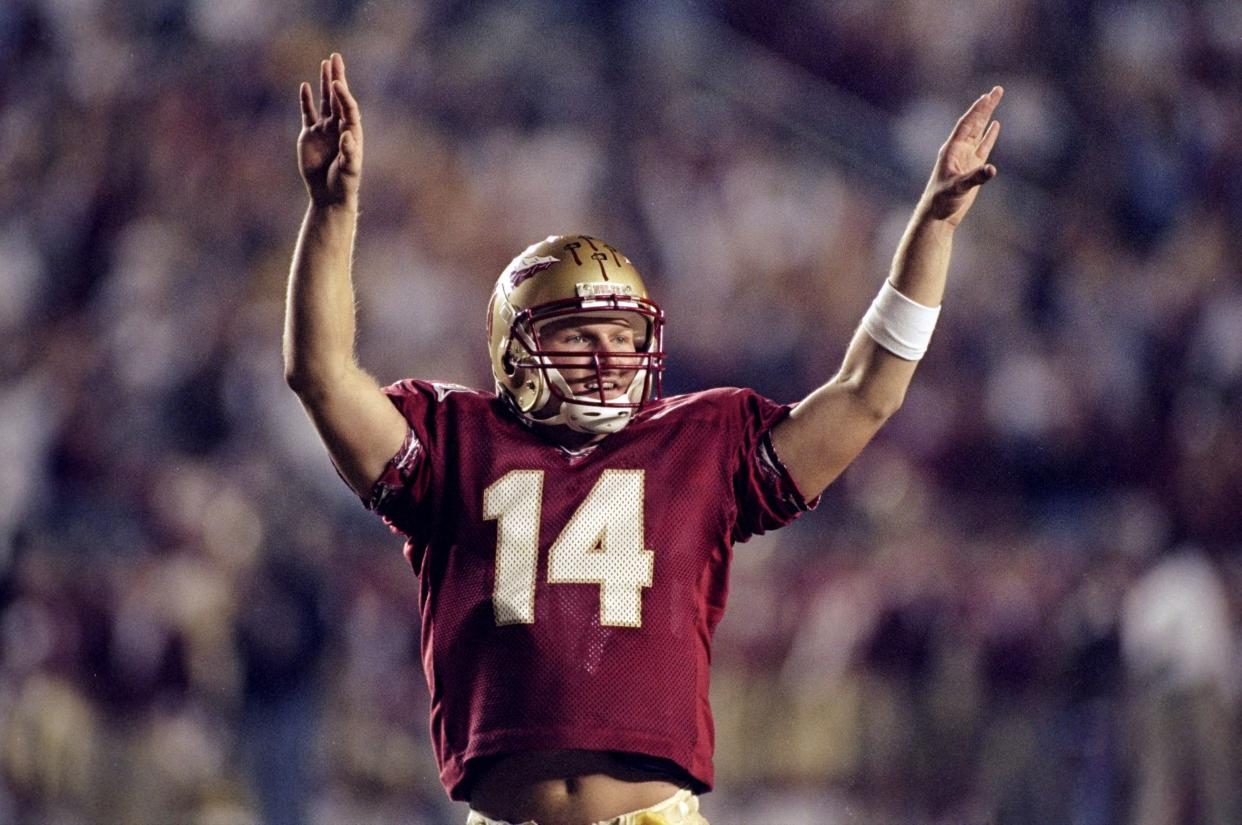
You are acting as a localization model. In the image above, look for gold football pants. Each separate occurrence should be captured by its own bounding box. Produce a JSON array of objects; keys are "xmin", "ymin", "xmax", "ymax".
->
[{"xmin": 465, "ymin": 788, "xmax": 709, "ymax": 825}]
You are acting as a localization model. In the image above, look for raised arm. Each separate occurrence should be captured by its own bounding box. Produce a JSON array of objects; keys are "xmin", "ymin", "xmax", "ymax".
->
[
  {"xmin": 772, "ymin": 87, "xmax": 1004, "ymax": 499},
  {"xmin": 284, "ymin": 53, "xmax": 406, "ymax": 497}
]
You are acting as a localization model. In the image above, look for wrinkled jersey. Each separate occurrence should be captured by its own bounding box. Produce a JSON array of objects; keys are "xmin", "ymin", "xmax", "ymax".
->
[{"xmin": 363, "ymin": 380, "xmax": 817, "ymax": 800}]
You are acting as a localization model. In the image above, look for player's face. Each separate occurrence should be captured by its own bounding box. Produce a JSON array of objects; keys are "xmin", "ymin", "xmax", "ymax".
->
[{"xmin": 539, "ymin": 316, "xmax": 641, "ymax": 400}]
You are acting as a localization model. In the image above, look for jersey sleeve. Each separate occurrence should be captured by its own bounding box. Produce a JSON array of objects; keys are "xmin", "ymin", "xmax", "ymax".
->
[
  {"xmin": 728, "ymin": 389, "xmax": 821, "ymax": 543},
  {"xmin": 360, "ymin": 379, "xmax": 439, "ymax": 543}
]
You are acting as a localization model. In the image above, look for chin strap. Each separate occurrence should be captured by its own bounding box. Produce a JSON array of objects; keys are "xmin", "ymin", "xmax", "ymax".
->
[
  {"xmin": 550, "ymin": 400, "xmax": 634, "ymax": 434},
  {"xmin": 539, "ymin": 367, "xmax": 638, "ymax": 434}
]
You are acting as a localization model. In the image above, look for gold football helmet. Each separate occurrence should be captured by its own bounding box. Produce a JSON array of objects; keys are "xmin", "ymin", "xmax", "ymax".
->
[{"xmin": 487, "ymin": 234, "xmax": 665, "ymax": 434}]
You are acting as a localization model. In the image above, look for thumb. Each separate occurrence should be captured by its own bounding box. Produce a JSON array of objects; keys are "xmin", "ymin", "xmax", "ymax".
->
[
  {"xmin": 952, "ymin": 163, "xmax": 996, "ymax": 193},
  {"xmin": 339, "ymin": 130, "xmax": 361, "ymax": 172}
]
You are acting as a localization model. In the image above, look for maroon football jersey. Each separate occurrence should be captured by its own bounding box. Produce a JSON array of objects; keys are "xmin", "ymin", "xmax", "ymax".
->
[{"xmin": 362, "ymin": 379, "xmax": 817, "ymax": 800}]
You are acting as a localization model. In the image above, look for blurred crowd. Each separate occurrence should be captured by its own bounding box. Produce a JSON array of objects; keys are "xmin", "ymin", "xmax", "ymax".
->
[{"xmin": 2, "ymin": 0, "xmax": 1241, "ymax": 823}]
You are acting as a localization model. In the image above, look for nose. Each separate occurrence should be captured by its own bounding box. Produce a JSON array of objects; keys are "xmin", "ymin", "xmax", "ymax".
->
[
  {"xmin": 595, "ymin": 349, "xmax": 622, "ymax": 376},
  {"xmin": 596, "ymin": 351, "xmax": 642, "ymax": 382},
  {"xmin": 597, "ymin": 338, "xmax": 625, "ymax": 357}
]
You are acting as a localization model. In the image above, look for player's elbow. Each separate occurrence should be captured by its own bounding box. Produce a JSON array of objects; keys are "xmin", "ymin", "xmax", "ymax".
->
[
  {"xmin": 839, "ymin": 373, "xmax": 906, "ymax": 422},
  {"xmin": 284, "ymin": 362, "xmax": 337, "ymax": 401},
  {"xmin": 863, "ymin": 387, "xmax": 906, "ymax": 422},
  {"xmin": 284, "ymin": 363, "xmax": 316, "ymax": 395}
]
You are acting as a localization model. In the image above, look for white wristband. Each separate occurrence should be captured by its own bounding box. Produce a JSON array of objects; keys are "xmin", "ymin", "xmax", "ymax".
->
[{"xmin": 860, "ymin": 279, "xmax": 941, "ymax": 361}]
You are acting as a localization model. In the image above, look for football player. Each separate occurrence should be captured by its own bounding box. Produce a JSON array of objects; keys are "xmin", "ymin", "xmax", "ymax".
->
[{"xmin": 285, "ymin": 53, "xmax": 1001, "ymax": 825}]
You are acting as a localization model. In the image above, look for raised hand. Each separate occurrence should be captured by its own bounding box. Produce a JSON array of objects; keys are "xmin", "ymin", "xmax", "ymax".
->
[
  {"xmin": 298, "ymin": 53, "xmax": 363, "ymax": 207},
  {"xmin": 923, "ymin": 87, "xmax": 1003, "ymax": 226}
]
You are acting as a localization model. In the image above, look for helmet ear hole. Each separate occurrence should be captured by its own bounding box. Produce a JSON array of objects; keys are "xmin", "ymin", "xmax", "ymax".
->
[{"xmin": 502, "ymin": 339, "xmax": 522, "ymax": 376}]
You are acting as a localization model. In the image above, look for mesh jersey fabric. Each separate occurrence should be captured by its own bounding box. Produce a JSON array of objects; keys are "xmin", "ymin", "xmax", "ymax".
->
[{"xmin": 361, "ymin": 379, "xmax": 819, "ymax": 801}]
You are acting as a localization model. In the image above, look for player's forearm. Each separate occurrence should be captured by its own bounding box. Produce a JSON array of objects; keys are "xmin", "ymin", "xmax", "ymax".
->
[
  {"xmin": 837, "ymin": 204, "xmax": 954, "ymax": 414},
  {"xmin": 774, "ymin": 207, "xmax": 956, "ymax": 497},
  {"xmin": 888, "ymin": 200, "xmax": 955, "ymax": 307},
  {"xmin": 283, "ymin": 200, "xmax": 362, "ymax": 393}
]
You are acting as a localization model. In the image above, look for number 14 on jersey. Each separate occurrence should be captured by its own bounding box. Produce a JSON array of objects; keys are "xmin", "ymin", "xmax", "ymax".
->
[{"xmin": 483, "ymin": 469, "xmax": 654, "ymax": 628}]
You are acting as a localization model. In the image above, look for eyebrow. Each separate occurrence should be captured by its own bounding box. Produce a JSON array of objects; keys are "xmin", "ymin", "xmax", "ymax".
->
[{"xmin": 544, "ymin": 318, "xmax": 634, "ymax": 334}]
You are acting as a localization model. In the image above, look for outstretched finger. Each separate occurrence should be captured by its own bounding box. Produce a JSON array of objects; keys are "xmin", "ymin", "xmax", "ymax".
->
[
  {"xmin": 333, "ymin": 79, "xmax": 361, "ymax": 129},
  {"xmin": 949, "ymin": 86, "xmax": 1003, "ymax": 145},
  {"xmin": 319, "ymin": 59, "xmax": 331, "ymax": 119},
  {"xmin": 976, "ymin": 119, "xmax": 1001, "ymax": 162},
  {"xmin": 299, "ymin": 82, "xmax": 315, "ymax": 128}
]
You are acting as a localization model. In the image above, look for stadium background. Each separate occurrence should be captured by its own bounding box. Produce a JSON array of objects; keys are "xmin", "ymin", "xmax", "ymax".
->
[{"xmin": 2, "ymin": 0, "xmax": 1241, "ymax": 822}]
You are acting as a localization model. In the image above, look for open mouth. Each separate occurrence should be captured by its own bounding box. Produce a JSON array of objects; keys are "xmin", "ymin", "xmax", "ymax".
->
[{"xmin": 576, "ymin": 379, "xmax": 625, "ymax": 399}]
